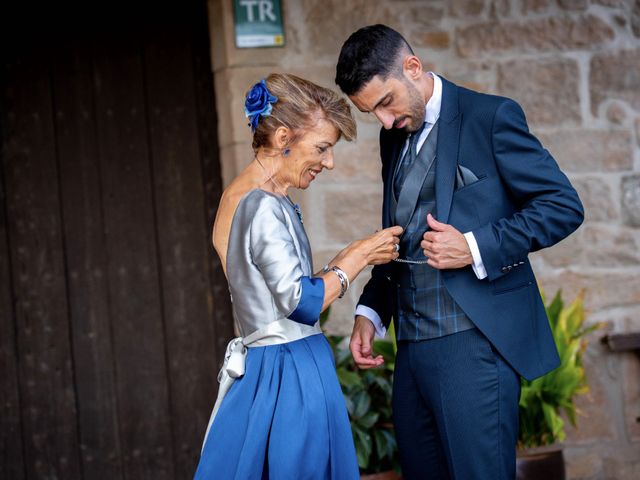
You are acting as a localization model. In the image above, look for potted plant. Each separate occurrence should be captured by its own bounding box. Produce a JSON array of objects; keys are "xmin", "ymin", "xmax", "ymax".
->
[
  {"xmin": 323, "ymin": 310, "xmax": 401, "ymax": 479},
  {"xmin": 516, "ymin": 290, "xmax": 603, "ymax": 480}
]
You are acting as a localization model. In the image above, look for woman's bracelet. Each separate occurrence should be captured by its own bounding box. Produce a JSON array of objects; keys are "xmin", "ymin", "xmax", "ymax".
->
[{"xmin": 323, "ymin": 265, "xmax": 350, "ymax": 299}]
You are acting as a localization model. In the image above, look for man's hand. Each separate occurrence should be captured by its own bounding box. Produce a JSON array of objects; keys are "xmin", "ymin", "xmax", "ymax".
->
[
  {"xmin": 349, "ymin": 315, "xmax": 384, "ymax": 369},
  {"xmin": 421, "ymin": 214, "xmax": 473, "ymax": 270}
]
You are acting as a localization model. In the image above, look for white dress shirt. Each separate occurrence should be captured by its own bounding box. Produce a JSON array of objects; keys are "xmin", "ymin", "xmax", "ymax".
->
[{"xmin": 355, "ymin": 72, "xmax": 487, "ymax": 337}]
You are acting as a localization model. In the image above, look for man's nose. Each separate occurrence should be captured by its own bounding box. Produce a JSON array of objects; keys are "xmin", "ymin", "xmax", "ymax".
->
[{"xmin": 374, "ymin": 110, "xmax": 395, "ymax": 129}]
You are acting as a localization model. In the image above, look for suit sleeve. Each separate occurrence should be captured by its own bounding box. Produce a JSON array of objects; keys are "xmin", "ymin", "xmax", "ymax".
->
[
  {"xmin": 357, "ymin": 262, "xmax": 394, "ymax": 328},
  {"xmin": 472, "ymin": 99, "xmax": 584, "ymax": 281}
]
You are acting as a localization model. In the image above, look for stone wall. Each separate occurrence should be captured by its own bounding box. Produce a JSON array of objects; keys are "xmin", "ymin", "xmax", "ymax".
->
[{"xmin": 207, "ymin": 0, "xmax": 640, "ymax": 477}]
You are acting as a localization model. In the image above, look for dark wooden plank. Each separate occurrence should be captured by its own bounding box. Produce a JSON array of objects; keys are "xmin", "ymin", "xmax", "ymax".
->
[
  {"xmin": 92, "ymin": 34, "xmax": 175, "ymax": 480},
  {"xmin": 191, "ymin": 2, "xmax": 234, "ymax": 358},
  {"xmin": 604, "ymin": 332, "xmax": 640, "ymax": 352},
  {"xmin": 1, "ymin": 50, "xmax": 82, "ymax": 479},
  {"xmin": 0, "ymin": 74, "xmax": 26, "ymax": 479},
  {"xmin": 51, "ymin": 39, "xmax": 124, "ymax": 480},
  {"xmin": 142, "ymin": 28, "xmax": 222, "ymax": 476}
]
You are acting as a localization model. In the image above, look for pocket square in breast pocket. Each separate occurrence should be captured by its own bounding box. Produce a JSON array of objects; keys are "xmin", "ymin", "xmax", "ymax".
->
[{"xmin": 455, "ymin": 165, "xmax": 479, "ymax": 189}]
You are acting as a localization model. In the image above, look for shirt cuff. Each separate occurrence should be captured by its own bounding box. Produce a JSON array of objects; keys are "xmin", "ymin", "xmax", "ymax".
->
[
  {"xmin": 355, "ymin": 304, "xmax": 387, "ymax": 338},
  {"xmin": 463, "ymin": 232, "xmax": 488, "ymax": 280}
]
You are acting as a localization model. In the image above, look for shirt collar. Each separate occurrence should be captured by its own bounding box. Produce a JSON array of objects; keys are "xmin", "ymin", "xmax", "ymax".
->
[{"xmin": 424, "ymin": 72, "xmax": 442, "ymax": 125}]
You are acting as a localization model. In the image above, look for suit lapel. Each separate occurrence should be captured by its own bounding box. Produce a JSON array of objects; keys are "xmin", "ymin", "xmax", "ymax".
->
[{"xmin": 435, "ymin": 78, "xmax": 461, "ymax": 224}]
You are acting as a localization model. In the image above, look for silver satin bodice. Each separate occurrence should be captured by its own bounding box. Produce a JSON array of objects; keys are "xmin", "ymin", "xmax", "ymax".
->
[{"xmin": 226, "ymin": 189, "xmax": 315, "ymax": 337}]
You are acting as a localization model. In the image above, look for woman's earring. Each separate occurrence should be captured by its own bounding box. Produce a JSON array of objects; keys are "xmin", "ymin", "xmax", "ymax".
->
[{"xmin": 283, "ymin": 148, "xmax": 290, "ymax": 157}]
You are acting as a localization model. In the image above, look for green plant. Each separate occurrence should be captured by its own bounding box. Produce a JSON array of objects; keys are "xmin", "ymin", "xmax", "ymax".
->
[
  {"xmin": 322, "ymin": 310, "xmax": 400, "ymax": 474},
  {"xmin": 518, "ymin": 290, "xmax": 603, "ymax": 449}
]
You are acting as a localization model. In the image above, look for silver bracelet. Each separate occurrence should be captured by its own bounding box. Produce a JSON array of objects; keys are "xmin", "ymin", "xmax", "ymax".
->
[{"xmin": 323, "ymin": 264, "xmax": 350, "ymax": 298}]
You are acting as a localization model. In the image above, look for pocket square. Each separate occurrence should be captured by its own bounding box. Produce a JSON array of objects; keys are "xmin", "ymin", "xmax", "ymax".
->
[{"xmin": 455, "ymin": 165, "xmax": 479, "ymax": 189}]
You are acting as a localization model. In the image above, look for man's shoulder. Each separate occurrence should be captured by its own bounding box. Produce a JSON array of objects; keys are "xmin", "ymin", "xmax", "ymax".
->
[
  {"xmin": 461, "ymin": 86, "xmax": 512, "ymax": 111},
  {"xmin": 442, "ymin": 76, "xmax": 516, "ymax": 111}
]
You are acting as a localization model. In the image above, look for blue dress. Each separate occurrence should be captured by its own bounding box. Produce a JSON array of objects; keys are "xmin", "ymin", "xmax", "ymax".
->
[{"xmin": 194, "ymin": 189, "xmax": 359, "ymax": 479}]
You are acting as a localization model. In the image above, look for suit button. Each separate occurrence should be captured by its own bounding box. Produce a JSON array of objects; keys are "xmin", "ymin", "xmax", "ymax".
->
[
  {"xmin": 519, "ymin": 261, "xmax": 525, "ymax": 265},
  {"xmin": 501, "ymin": 266, "xmax": 509, "ymax": 273}
]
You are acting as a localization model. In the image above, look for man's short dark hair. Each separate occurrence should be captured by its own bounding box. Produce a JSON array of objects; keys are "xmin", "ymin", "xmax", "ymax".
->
[{"xmin": 335, "ymin": 24, "xmax": 413, "ymax": 96}]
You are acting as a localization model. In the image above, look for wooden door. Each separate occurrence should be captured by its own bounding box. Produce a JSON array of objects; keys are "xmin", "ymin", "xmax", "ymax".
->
[{"xmin": 0, "ymin": 2, "xmax": 232, "ymax": 478}]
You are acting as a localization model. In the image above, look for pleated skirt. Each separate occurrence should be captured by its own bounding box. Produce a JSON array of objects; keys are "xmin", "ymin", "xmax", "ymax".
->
[{"xmin": 194, "ymin": 333, "xmax": 360, "ymax": 480}]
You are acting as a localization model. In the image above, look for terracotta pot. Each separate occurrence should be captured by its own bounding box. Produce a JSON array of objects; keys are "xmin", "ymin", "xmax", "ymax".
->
[
  {"xmin": 516, "ymin": 447, "xmax": 565, "ymax": 480},
  {"xmin": 360, "ymin": 471, "xmax": 402, "ymax": 480}
]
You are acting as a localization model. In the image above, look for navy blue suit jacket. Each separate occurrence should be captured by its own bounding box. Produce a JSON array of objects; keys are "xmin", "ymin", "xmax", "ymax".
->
[{"xmin": 359, "ymin": 77, "xmax": 584, "ymax": 381}]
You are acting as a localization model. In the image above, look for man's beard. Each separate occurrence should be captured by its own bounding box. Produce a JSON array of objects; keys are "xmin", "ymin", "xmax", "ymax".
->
[{"xmin": 398, "ymin": 80, "xmax": 426, "ymax": 133}]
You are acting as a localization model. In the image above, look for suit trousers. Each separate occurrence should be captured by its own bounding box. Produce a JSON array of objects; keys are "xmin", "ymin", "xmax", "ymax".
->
[{"xmin": 392, "ymin": 328, "xmax": 520, "ymax": 480}]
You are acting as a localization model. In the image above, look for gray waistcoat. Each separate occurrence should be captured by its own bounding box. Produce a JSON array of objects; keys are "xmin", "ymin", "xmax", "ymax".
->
[{"xmin": 392, "ymin": 122, "xmax": 475, "ymax": 341}]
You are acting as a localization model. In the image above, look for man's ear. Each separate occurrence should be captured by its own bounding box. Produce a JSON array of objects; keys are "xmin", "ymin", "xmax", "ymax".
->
[{"xmin": 403, "ymin": 55, "xmax": 423, "ymax": 81}]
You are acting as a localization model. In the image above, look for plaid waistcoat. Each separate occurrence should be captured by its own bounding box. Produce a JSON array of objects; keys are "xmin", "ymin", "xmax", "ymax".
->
[{"xmin": 392, "ymin": 123, "xmax": 475, "ymax": 341}]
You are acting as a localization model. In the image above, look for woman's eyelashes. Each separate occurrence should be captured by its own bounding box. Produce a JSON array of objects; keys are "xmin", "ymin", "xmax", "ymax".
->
[{"xmin": 316, "ymin": 144, "xmax": 332, "ymax": 154}]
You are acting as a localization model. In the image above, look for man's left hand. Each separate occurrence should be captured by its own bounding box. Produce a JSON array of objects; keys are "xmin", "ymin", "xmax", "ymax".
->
[{"xmin": 421, "ymin": 214, "xmax": 473, "ymax": 270}]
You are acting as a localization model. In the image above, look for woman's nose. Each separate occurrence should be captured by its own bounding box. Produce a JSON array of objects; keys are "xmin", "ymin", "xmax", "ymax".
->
[{"xmin": 322, "ymin": 152, "xmax": 334, "ymax": 170}]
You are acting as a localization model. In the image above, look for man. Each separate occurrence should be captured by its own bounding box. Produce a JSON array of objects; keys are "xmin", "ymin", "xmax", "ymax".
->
[{"xmin": 335, "ymin": 25, "xmax": 583, "ymax": 479}]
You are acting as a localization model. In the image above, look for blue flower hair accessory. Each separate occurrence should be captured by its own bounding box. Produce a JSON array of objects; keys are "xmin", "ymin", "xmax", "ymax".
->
[{"xmin": 244, "ymin": 79, "xmax": 278, "ymax": 132}]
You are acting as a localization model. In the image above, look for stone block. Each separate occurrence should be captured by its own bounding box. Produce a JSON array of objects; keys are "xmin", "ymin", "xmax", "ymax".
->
[
  {"xmin": 450, "ymin": 0, "xmax": 486, "ymax": 17},
  {"xmin": 622, "ymin": 354, "xmax": 640, "ymax": 441},
  {"xmin": 604, "ymin": 455, "xmax": 640, "ymax": 480},
  {"xmin": 590, "ymin": 50, "xmax": 640, "ymax": 115},
  {"xmin": 301, "ymin": 0, "xmax": 401, "ymax": 57},
  {"xmin": 218, "ymin": 142, "xmax": 253, "ymax": 187},
  {"xmin": 621, "ymin": 174, "xmax": 640, "ymax": 227},
  {"xmin": 573, "ymin": 177, "xmax": 618, "ymax": 222},
  {"xmin": 593, "ymin": 0, "xmax": 624, "ymax": 6},
  {"xmin": 564, "ymin": 354, "xmax": 617, "ymax": 444},
  {"xmin": 538, "ymin": 270, "xmax": 640, "ymax": 313},
  {"xmin": 412, "ymin": 31, "xmax": 451, "ymax": 49},
  {"xmin": 324, "ymin": 187, "xmax": 382, "ymax": 244},
  {"xmin": 633, "ymin": 0, "xmax": 640, "ymax": 38},
  {"xmin": 564, "ymin": 449, "xmax": 604, "ymax": 479},
  {"xmin": 558, "ymin": 0, "xmax": 589, "ymax": 10},
  {"xmin": 536, "ymin": 129, "xmax": 633, "ymax": 172},
  {"xmin": 323, "ymin": 139, "xmax": 385, "ymax": 184},
  {"xmin": 457, "ymin": 15, "xmax": 614, "ymax": 57},
  {"xmin": 581, "ymin": 225, "xmax": 640, "ymax": 267},
  {"xmin": 522, "ymin": 0, "xmax": 552, "ymax": 13},
  {"xmin": 489, "ymin": 0, "xmax": 510, "ymax": 18},
  {"xmin": 606, "ymin": 102, "xmax": 628, "ymax": 125},
  {"xmin": 407, "ymin": 4, "xmax": 445, "ymax": 26},
  {"xmin": 538, "ymin": 230, "xmax": 583, "ymax": 268},
  {"xmin": 497, "ymin": 59, "xmax": 580, "ymax": 127}
]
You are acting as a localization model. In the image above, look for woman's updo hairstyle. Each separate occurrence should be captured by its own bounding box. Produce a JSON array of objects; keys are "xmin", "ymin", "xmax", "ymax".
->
[{"xmin": 246, "ymin": 73, "xmax": 357, "ymax": 151}]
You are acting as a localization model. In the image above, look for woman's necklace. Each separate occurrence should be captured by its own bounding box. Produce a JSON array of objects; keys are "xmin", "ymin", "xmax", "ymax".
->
[{"xmin": 254, "ymin": 156, "xmax": 304, "ymax": 223}]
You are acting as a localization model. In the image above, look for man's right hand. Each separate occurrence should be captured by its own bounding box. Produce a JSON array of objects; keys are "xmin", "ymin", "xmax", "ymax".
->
[{"xmin": 349, "ymin": 315, "xmax": 384, "ymax": 369}]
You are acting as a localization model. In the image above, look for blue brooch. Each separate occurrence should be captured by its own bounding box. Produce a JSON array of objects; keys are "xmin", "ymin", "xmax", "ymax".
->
[{"xmin": 244, "ymin": 79, "xmax": 278, "ymax": 132}]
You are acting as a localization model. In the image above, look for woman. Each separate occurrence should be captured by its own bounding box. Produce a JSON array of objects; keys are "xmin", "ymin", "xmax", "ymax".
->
[{"xmin": 194, "ymin": 74, "xmax": 402, "ymax": 479}]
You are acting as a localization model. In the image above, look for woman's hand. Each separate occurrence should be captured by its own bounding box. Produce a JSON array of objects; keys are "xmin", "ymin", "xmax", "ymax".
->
[
  {"xmin": 355, "ymin": 225, "xmax": 404, "ymax": 266},
  {"xmin": 319, "ymin": 225, "xmax": 403, "ymax": 311}
]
